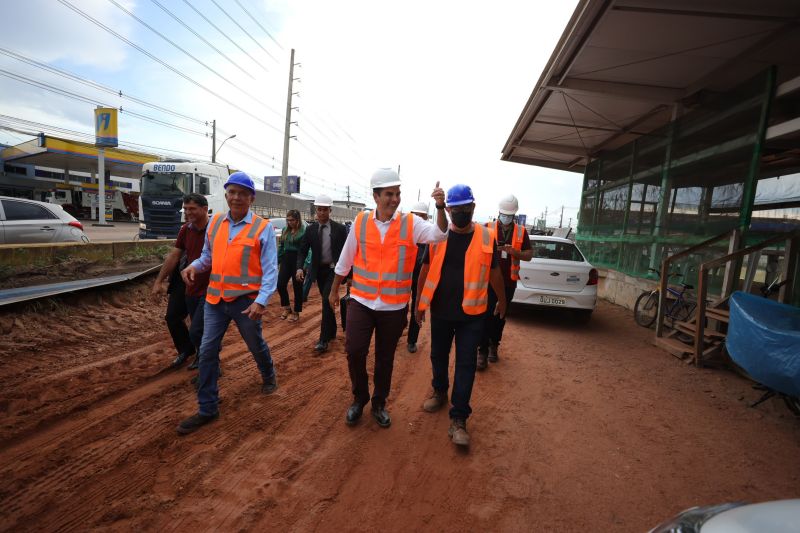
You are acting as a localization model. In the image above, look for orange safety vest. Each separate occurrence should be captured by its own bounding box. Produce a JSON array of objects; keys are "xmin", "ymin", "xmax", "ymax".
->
[
  {"xmin": 205, "ymin": 212, "xmax": 270, "ymax": 304},
  {"xmin": 351, "ymin": 210, "xmax": 417, "ymax": 305},
  {"xmin": 418, "ymin": 224, "xmax": 493, "ymax": 315},
  {"xmin": 487, "ymin": 221, "xmax": 525, "ymax": 281}
]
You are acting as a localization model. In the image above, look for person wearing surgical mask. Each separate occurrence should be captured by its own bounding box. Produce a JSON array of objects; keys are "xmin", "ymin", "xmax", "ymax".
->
[{"xmin": 477, "ymin": 194, "xmax": 533, "ymax": 370}]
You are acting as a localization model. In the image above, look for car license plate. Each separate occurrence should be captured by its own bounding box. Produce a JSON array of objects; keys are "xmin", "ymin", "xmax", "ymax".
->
[{"xmin": 539, "ymin": 296, "xmax": 566, "ymax": 305}]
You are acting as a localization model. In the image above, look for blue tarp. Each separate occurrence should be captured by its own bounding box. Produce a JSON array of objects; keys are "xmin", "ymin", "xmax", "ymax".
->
[{"xmin": 727, "ymin": 291, "xmax": 800, "ymax": 397}]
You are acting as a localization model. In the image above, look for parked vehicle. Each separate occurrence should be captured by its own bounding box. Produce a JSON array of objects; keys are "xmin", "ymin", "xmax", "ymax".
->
[
  {"xmin": 45, "ymin": 186, "xmax": 139, "ymax": 221},
  {"xmin": 0, "ymin": 195, "xmax": 89, "ymax": 244},
  {"xmin": 649, "ymin": 499, "xmax": 800, "ymax": 532},
  {"xmin": 270, "ymin": 217, "xmax": 287, "ymax": 239},
  {"xmin": 512, "ymin": 236, "xmax": 597, "ymax": 321}
]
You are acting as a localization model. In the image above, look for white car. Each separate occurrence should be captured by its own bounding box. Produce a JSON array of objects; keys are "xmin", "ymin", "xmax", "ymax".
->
[
  {"xmin": 512, "ymin": 236, "xmax": 597, "ymax": 320},
  {"xmin": 0, "ymin": 196, "xmax": 89, "ymax": 244}
]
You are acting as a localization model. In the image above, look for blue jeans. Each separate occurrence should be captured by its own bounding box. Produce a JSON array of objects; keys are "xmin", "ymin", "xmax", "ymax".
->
[
  {"xmin": 429, "ymin": 315, "xmax": 483, "ymax": 420},
  {"xmin": 185, "ymin": 293, "xmax": 206, "ymax": 352},
  {"xmin": 197, "ymin": 296, "xmax": 275, "ymax": 416}
]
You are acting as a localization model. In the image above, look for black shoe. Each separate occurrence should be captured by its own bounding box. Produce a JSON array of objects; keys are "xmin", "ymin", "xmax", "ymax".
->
[
  {"xmin": 407, "ymin": 342, "xmax": 417, "ymax": 353},
  {"xmin": 345, "ymin": 402, "xmax": 364, "ymax": 425},
  {"xmin": 261, "ymin": 375, "xmax": 278, "ymax": 394},
  {"xmin": 371, "ymin": 406, "xmax": 391, "ymax": 428},
  {"xmin": 176, "ymin": 412, "xmax": 218, "ymax": 435},
  {"xmin": 187, "ymin": 356, "xmax": 199, "ymax": 371},
  {"xmin": 314, "ymin": 340, "xmax": 329, "ymax": 353},
  {"xmin": 171, "ymin": 351, "xmax": 193, "ymax": 369},
  {"xmin": 488, "ymin": 344, "xmax": 499, "ymax": 363}
]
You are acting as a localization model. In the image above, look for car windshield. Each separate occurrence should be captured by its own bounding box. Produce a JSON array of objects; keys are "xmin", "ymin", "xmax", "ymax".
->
[
  {"xmin": 141, "ymin": 172, "xmax": 192, "ymax": 197},
  {"xmin": 271, "ymin": 218, "xmax": 287, "ymax": 230},
  {"xmin": 532, "ymin": 240, "xmax": 585, "ymax": 262}
]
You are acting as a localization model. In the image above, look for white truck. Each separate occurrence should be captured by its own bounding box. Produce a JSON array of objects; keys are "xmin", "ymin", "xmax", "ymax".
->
[
  {"xmin": 46, "ymin": 185, "xmax": 139, "ymax": 221},
  {"xmin": 138, "ymin": 161, "xmax": 229, "ymax": 239}
]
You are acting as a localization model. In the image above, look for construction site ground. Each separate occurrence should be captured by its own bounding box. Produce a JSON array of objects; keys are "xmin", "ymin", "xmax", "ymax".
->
[{"xmin": 1, "ymin": 277, "xmax": 798, "ymax": 532}]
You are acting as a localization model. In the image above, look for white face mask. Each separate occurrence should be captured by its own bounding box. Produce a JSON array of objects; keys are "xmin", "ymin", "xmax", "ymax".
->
[{"xmin": 498, "ymin": 214, "xmax": 514, "ymax": 225}]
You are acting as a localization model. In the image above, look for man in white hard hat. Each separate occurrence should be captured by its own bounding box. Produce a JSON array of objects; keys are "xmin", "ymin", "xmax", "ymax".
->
[
  {"xmin": 478, "ymin": 194, "xmax": 532, "ymax": 369},
  {"xmin": 296, "ymin": 194, "xmax": 348, "ymax": 353},
  {"xmin": 406, "ymin": 201, "xmax": 430, "ymax": 353},
  {"xmin": 328, "ymin": 169, "xmax": 448, "ymax": 428}
]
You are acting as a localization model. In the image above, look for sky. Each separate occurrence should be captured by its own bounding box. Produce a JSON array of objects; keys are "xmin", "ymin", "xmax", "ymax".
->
[{"xmin": 0, "ymin": 0, "xmax": 583, "ymax": 226}]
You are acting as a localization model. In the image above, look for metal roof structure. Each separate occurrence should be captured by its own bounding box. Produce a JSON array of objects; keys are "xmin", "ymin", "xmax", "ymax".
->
[{"xmin": 501, "ymin": 0, "xmax": 800, "ymax": 173}]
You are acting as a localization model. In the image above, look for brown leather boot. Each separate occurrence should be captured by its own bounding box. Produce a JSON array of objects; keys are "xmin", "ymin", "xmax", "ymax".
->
[
  {"xmin": 477, "ymin": 347, "xmax": 488, "ymax": 371},
  {"xmin": 423, "ymin": 389, "xmax": 447, "ymax": 412},
  {"xmin": 488, "ymin": 343, "xmax": 499, "ymax": 363},
  {"xmin": 448, "ymin": 418, "xmax": 470, "ymax": 446}
]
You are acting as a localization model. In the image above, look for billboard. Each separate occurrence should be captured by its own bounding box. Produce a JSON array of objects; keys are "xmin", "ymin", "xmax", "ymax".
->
[
  {"xmin": 264, "ymin": 175, "xmax": 300, "ymax": 193},
  {"xmin": 517, "ymin": 213, "xmax": 527, "ymax": 227},
  {"xmin": 94, "ymin": 107, "xmax": 118, "ymax": 147}
]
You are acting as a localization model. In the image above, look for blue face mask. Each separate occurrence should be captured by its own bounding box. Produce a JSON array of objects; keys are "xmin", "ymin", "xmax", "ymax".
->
[{"xmin": 498, "ymin": 214, "xmax": 514, "ymax": 225}]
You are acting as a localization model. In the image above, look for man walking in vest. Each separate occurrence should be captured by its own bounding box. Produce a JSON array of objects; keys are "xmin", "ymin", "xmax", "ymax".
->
[
  {"xmin": 477, "ymin": 194, "xmax": 532, "ymax": 369},
  {"xmin": 329, "ymin": 169, "xmax": 448, "ymax": 428},
  {"xmin": 416, "ymin": 184, "xmax": 507, "ymax": 447},
  {"xmin": 176, "ymin": 172, "xmax": 279, "ymax": 435}
]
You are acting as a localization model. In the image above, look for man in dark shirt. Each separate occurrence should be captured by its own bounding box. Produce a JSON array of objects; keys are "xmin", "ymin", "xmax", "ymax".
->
[
  {"xmin": 478, "ymin": 194, "xmax": 533, "ymax": 369},
  {"xmin": 415, "ymin": 184, "xmax": 506, "ymax": 447},
  {"xmin": 406, "ymin": 201, "xmax": 430, "ymax": 353},
  {"xmin": 151, "ymin": 194, "xmax": 211, "ymax": 369}
]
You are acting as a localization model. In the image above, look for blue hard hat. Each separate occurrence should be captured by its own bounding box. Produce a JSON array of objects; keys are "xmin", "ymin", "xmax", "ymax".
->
[
  {"xmin": 446, "ymin": 184, "xmax": 475, "ymax": 207},
  {"xmin": 224, "ymin": 172, "xmax": 256, "ymax": 194}
]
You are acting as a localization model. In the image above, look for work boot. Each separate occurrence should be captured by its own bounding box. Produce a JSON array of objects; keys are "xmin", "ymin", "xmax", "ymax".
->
[
  {"xmin": 261, "ymin": 374, "xmax": 278, "ymax": 394},
  {"xmin": 488, "ymin": 344, "xmax": 499, "ymax": 363},
  {"xmin": 176, "ymin": 412, "xmax": 219, "ymax": 435},
  {"xmin": 371, "ymin": 406, "xmax": 391, "ymax": 428},
  {"xmin": 423, "ymin": 389, "xmax": 447, "ymax": 413},
  {"xmin": 345, "ymin": 402, "xmax": 364, "ymax": 425},
  {"xmin": 448, "ymin": 418, "xmax": 470, "ymax": 447},
  {"xmin": 477, "ymin": 348, "xmax": 488, "ymax": 371}
]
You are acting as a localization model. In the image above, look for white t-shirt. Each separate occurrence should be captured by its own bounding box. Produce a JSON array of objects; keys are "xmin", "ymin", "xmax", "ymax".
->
[{"xmin": 335, "ymin": 210, "xmax": 447, "ymax": 311}]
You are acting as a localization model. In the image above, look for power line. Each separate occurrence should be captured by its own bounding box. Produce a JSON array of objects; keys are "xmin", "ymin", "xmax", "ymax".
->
[
  {"xmin": 180, "ymin": 0, "xmax": 270, "ymax": 75},
  {"xmin": 0, "ymin": 47, "xmax": 208, "ymax": 127},
  {"xmin": 232, "ymin": 0, "xmax": 284, "ymax": 51},
  {"xmin": 105, "ymin": 0, "xmax": 284, "ymax": 122},
  {"xmin": 208, "ymin": 0, "xmax": 279, "ymax": 63},
  {"xmin": 55, "ymin": 0, "xmax": 283, "ymax": 135},
  {"xmin": 148, "ymin": 0, "xmax": 255, "ymax": 80}
]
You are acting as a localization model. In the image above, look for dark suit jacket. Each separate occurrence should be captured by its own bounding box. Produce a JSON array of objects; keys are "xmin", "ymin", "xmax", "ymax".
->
[{"xmin": 296, "ymin": 220, "xmax": 347, "ymax": 275}]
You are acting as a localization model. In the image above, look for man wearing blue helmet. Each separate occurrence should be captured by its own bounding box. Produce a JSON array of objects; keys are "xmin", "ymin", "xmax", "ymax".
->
[
  {"xmin": 176, "ymin": 171, "xmax": 279, "ymax": 435},
  {"xmin": 415, "ymin": 184, "xmax": 507, "ymax": 447}
]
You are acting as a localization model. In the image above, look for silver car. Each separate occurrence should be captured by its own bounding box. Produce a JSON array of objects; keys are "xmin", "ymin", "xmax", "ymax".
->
[{"xmin": 0, "ymin": 196, "xmax": 89, "ymax": 244}]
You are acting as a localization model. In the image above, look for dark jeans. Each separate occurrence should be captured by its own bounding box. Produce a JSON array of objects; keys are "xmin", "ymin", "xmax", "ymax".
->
[
  {"xmin": 277, "ymin": 252, "xmax": 303, "ymax": 312},
  {"xmin": 316, "ymin": 266, "xmax": 337, "ymax": 342},
  {"xmin": 480, "ymin": 285, "xmax": 516, "ymax": 350},
  {"xmin": 165, "ymin": 277, "xmax": 193, "ymax": 355},
  {"xmin": 345, "ymin": 299, "xmax": 408, "ymax": 409},
  {"xmin": 407, "ymin": 274, "xmax": 421, "ymax": 345},
  {"xmin": 430, "ymin": 315, "xmax": 483, "ymax": 420},
  {"xmin": 196, "ymin": 296, "xmax": 275, "ymax": 416},
  {"xmin": 185, "ymin": 293, "xmax": 206, "ymax": 352}
]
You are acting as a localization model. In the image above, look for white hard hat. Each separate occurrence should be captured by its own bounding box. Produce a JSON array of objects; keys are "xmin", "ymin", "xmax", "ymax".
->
[
  {"xmin": 370, "ymin": 168, "xmax": 401, "ymax": 189},
  {"xmin": 314, "ymin": 194, "xmax": 333, "ymax": 207},
  {"xmin": 410, "ymin": 201, "xmax": 428, "ymax": 215},
  {"xmin": 498, "ymin": 194, "xmax": 519, "ymax": 215}
]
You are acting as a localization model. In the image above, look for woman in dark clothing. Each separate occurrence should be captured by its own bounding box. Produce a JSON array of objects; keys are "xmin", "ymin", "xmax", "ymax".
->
[{"xmin": 277, "ymin": 209, "xmax": 305, "ymax": 322}]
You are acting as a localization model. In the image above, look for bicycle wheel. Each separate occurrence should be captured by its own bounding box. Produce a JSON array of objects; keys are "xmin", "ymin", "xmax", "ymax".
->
[{"xmin": 634, "ymin": 291, "xmax": 659, "ymax": 328}]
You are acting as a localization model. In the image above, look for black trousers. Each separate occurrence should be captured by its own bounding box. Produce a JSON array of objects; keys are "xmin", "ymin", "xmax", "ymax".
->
[
  {"xmin": 345, "ymin": 299, "xmax": 408, "ymax": 408},
  {"xmin": 277, "ymin": 251, "xmax": 303, "ymax": 313},
  {"xmin": 316, "ymin": 265, "xmax": 337, "ymax": 342},
  {"xmin": 165, "ymin": 276, "xmax": 193, "ymax": 355},
  {"xmin": 407, "ymin": 275, "xmax": 421, "ymax": 345},
  {"xmin": 480, "ymin": 285, "xmax": 516, "ymax": 350}
]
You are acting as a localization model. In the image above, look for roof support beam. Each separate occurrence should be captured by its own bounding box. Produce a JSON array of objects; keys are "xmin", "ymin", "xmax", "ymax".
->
[
  {"xmin": 515, "ymin": 140, "xmax": 589, "ymax": 157},
  {"xmin": 611, "ymin": 4, "xmax": 797, "ymax": 23},
  {"xmin": 546, "ymin": 78, "xmax": 684, "ymax": 104},
  {"xmin": 535, "ymin": 118, "xmax": 651, "ymax": 136}
]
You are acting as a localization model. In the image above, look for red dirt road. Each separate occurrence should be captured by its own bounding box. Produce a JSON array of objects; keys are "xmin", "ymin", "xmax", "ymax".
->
[{"xmin": 1, "ymin": 281, "xmax": 799, "ymax": 532}]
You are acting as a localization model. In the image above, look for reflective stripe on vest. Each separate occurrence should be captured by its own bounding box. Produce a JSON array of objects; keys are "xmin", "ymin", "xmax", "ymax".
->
[
  {"xmin": 418, "ymin": 224, "xmax": 492, "ymax": 314},
  {"xmin": 351, "ymin": 211, "xmax": 417, "ymax": 304},
  {"xmin": 205, "ymin": 212, "xmax": 270, "ymax": 304}
]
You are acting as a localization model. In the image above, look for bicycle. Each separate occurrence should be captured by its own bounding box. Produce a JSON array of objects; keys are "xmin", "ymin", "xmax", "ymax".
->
[{"xmin": 634, "ymin": 268, "xmax": 697, "ymax": 328}]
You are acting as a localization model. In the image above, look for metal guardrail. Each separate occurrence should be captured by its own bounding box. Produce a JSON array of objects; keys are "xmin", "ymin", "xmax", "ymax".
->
[{"xmin": 0, "ymin": 265, "xmax": 161, "ymax": 307}]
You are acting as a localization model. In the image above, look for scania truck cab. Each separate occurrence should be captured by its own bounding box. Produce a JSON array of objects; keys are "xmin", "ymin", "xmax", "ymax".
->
[{"xmin": 139, "ymin": 161, "xmax": 229, "ymax": 239}]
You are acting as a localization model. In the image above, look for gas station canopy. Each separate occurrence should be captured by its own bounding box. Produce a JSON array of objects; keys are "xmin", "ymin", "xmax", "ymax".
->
[
  {"xmin": 1, "ymin": 134, "xmax": 158, "ymax": 179},
  {"xmin": 501, "ymin": 0, "xmax": 800, "ymax": 173}
]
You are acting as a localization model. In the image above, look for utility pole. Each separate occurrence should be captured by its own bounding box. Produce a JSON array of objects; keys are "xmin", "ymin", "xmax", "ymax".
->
[
  {"xmin": 281, "ymin": 49, "xmax": 299, "ymax": 195},
  {"xmin": 568, "ymin": 217, "xmax": 572, "ymax": 228},
  {"xmin": 559, "ymin": 205, "xmax": 564, "ymax": 228},
  {"xmin": 544, "ymin": 206, "xmax": 548, "ymax": 230},
  {"xmin": 211, "ymin": 119, "xmax": 216, "ymax": 162},
  {"xmin": 346, "ymin": 185, "xmax": 351, "ymax": 208}
]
